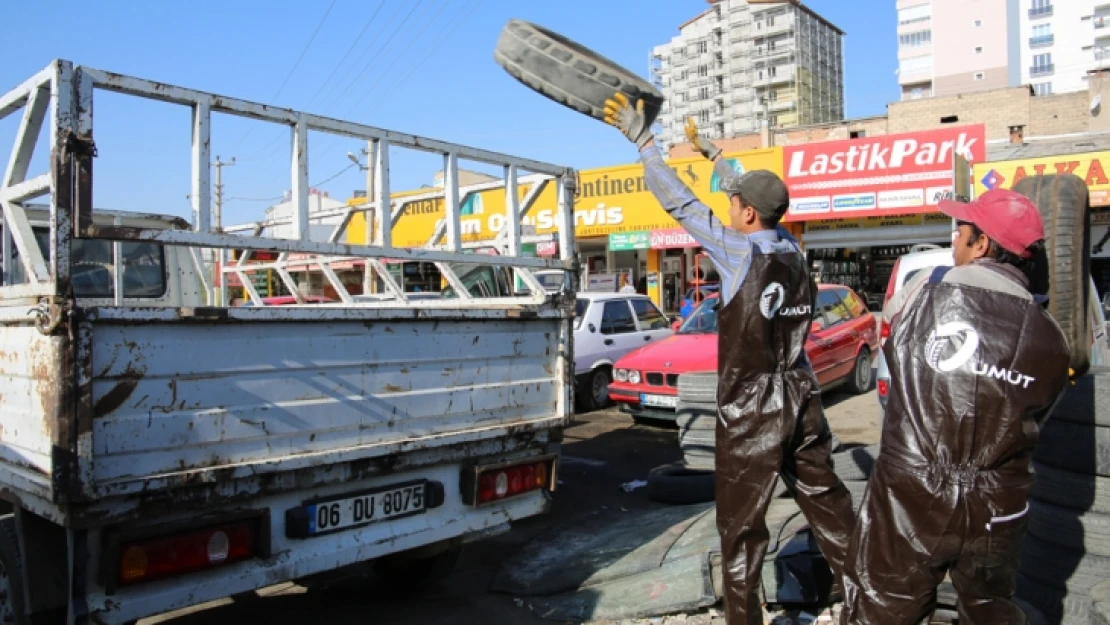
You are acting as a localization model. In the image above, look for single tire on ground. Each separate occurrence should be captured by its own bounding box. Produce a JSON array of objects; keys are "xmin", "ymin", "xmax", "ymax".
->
[
  {"xmin": 1012, "ymin": 174, "xmax": 1092, "ymax": 376},
  {"xmin": 1031, "ymin": 461, "xmax": 1110, "ymax": 515},
  {"xmin": 646, "ymin": 462, "xmax": 716, "ymax": 505},
  {"xmin": 493, "ymin": 19, "xmax": 665, "ymax": 126},
  {"xmin": 1016, "ymin": 572, "xmax": 1093, "ymax": 625},
  {"xmin": 677, "ymin": 372, "xmax": 718, "ymax": 405},
  {"xmin": 1026, "ymin": 499, "xmax": 1110, "ymax": 557},
  {"xmin": 1019, "ymin": 532, "xmax": 1110, "ymax": 594},
  {"xmin": 1034, "ymin": 418, "xmax": 1110, "ymax": 478}
]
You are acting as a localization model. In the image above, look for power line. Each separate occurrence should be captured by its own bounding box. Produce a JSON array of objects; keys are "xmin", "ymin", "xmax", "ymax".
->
[
  {"xmin": 229, "ymin": 0, "xmax": 339, "ymax": 153},
  {"xmin": 226, "ymin": 164, "xmax": 358, "ymax": 205}
]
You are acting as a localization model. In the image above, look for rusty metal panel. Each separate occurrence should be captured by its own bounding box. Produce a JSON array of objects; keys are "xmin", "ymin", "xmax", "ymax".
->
[
  {"xmin": 0, "ymin": 326, "xmax": 59, "ymax": 485},
  {"xmin": 86, "ymin": 317, "xmax": 566, "ymax": 493}
]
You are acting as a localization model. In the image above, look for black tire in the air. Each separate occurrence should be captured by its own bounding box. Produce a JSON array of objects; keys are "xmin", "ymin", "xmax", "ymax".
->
[
  {"xmin": 494, "ymin": 19, "xmax": 665, "ymax": 127},
  {"xmin": 646, "ymin": 462, "xmax": 716, "ymax": 505},
  {"xmin": 1012, "ymin": 174, "xmax": 1092, "ymax": 376}
]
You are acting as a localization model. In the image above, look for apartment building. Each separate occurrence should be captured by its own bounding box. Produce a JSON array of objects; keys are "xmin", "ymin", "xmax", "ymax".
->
[
  {"xmin": 1021, "ymin": 0, "xmax": 1107, "ymax": 96},
  {"xmin": 896, "ymin": 0, "xmax": 1020, "ymax": 100},
  {"xmin": 649, "ymin": 0, "xmax": 845, "ymax": 151}
]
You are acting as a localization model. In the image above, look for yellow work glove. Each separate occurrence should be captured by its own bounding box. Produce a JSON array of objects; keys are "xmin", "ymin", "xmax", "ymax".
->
[
  {"xmin": 603, "ymin": 93, "xmax": 653, "ymax": 149},
  {"xmin": 684, "ymin": 117, "xmax": 722, "ymax": 161}
]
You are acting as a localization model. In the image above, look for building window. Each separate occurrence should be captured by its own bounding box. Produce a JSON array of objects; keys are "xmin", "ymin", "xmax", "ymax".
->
[
  {"xmin": 974, "ymin": 72, "xmax": 985, "ymax": 80},
  {"xmin": 850, "ymin": 130, "xmax": 866, "ymax": 139},
  {"xmin": 973, "ymin": 19, "xmax": 982, "ymax": 27},
  {"xmin": 699, "ymin": 65, "xmax": 708, "ymax": 77},
  {"xmin": 699, "ymin": 110, "xmax": 710, "ymax": 124},
  {"xmin": 716, "ymin": 122, "xmax": 725, "ymax": 137},
  {"xmin": 1032, "ymin": 52, "xmax": 1053, "ymax": 75},
  {"xmin": 899, "ymin": 30, "xmax": 932, "ymax": 48},
  {"xmin": 699, "ymin": 86, "xmax": 709, "ymax": 100},
  {"xmin": 1031, "ymin": 23, "xmax": 1053, "ymax": 47},
  {"xmin": 975, "ymin": 46, "xmax": 983, "ymax": 54},
  {"xmin": 769, "ymin": 66, "xmax": 777, "ymax": 77},
  {"xmin": 1033, "ymin": 82, "xmax": 1052, "ymax": 96},
  {"xmin": 1030, "ymin": 0, "xmax": 1052, "ymax": 18},
  {"xmin": 898, "ymin": 4, "xmax": 931, "ymax": 26},
  {"xmin": 697, "ymin": 41, "xmax": 708, "ymax": 54},
  {"xmin": 768, "ymin": 15, "xmax": 776, "ymax": 26}
]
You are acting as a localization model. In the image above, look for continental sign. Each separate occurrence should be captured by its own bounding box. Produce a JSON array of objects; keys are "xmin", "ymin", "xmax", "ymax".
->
[
  {"xmin": 974, "ymin": 150, "xmax": 1110, "ymax": 206},
  {"xmin": 346, "ymin": 148, "xmax": 783, "ymax": 247}
]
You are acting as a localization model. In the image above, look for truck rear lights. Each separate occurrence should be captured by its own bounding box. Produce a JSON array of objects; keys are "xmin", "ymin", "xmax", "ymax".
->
[
  {"xmin": 877, "ymin": 378, "xmax": 889, "ymax": 398},
  {"xmin": 465, "ymin": 455, "xmax": 558, "ymax": 506},
  {"xmin": 117, "ymin": 519, "xmax": 259, "ymax": 587}
]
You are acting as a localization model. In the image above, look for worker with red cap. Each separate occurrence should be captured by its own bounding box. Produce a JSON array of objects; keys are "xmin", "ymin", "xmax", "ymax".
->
[{"xmin": 840, "ymin": 189, "xmax": 1071, "ymax": 624}]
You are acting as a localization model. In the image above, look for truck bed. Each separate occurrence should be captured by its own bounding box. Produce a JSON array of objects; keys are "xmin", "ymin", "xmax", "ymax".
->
[{"xmin": 2, "ymin": 306, "xmax": 570, "ymax": 517}]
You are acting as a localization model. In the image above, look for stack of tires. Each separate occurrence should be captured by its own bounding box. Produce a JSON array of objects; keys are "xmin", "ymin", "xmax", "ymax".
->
[
  {"xmin": 645, "ymin": 373, "xmax": 719, "ymax": 505},
  {"xmin": 1015, "ymin": 370, "xmax": 1110, "ymax": 625}
]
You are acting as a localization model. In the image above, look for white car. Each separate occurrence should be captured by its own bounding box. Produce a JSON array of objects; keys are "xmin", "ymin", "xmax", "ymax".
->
[{"xmin": 574, "ymin": 293, "xmax": 675, "ymax": 412}]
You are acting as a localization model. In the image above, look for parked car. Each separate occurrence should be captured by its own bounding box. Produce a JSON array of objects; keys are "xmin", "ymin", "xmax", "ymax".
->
[
  {"xmin": 574, "ymin": 293, "xmax": 675, "ymax": 412},
  {"xmin": 875, "ymin": 247, "xmax": 1110, "ymax": 418},
  {"xmin": 610, "ymin": 284, "xmax": 880, "ymax": 422}
]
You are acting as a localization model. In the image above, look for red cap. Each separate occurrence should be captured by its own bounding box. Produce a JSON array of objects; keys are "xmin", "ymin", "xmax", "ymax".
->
[{"xmin": 938, "ymin": 189, "xmax": 1044, "ymax": 259}]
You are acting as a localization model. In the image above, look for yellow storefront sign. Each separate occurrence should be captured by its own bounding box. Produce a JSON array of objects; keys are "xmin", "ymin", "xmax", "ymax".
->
[
  {"xmin": 347, "ymin": 148, "xmax": 784, "ymax": 247},
  {"xmin": 973, "ymin": 151, "xmax": 1110, "ymax": 206}
]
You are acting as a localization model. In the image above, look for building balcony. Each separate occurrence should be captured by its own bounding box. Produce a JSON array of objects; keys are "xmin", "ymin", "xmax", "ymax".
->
[
  {"xmin": 762, "ymin": 19, "xmax": 795, "ymax": 37},
  {"xmin": 1029, "ymin": 34, "xmax": 1054, "ymax": 47},
  {"xmin": 1029, "ymin": 63, "xmax": 1055, "ymax": 76},
  {"xmin": 731, "ymin": 90, "xmax": 755, "ymax": 104},
  {"xmin": 769, "ymin": 99, "xmax": 796, "ymax": 112},
  {"xmin": 754, "ymin": 67, "xmax": 796, "ymax": 86},
  {"xmin": 1028, "ymin": 5, "xmax": 1053, "ymax": 19}
]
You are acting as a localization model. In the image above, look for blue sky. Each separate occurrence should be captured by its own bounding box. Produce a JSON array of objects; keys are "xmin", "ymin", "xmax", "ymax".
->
[{"xmin": 0, "ymin": 0, "xmax": 897, "ymax": 226}]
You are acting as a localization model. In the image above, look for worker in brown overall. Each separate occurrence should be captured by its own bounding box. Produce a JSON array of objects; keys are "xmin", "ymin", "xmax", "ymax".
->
[
  {"xmin": 603, "ymin": 93, "xmax": 856, "ymax": 625},
  {"xmin": 840, "ymin": 189, "xmax": 1071, "ymax": 624}
]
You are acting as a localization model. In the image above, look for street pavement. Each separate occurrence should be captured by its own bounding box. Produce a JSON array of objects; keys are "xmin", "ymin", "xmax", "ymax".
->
[{"xmin": 140, "ymin": 387, "xmax": 884, "ymax": 625}]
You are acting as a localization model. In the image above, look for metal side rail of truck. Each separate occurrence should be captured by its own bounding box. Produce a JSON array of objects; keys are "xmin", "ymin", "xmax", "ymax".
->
[{"xmin": 0, "ymin": 60, "xmax": 579, "ymax": 625}]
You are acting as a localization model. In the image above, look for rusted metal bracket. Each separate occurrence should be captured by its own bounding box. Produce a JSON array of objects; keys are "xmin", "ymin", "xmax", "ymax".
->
[{"xmin": 28, "ymin": 297, "xmax": 71, "ymax": 335}]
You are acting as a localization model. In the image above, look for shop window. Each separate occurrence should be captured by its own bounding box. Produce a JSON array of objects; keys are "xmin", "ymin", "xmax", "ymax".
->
[
  {"xmin": 632, "ymin": 298, "xmax": 668, "ymax": 330},
  {"xmin": 601, "ymin": 301, "xmax": 637, "ymax": 334}
]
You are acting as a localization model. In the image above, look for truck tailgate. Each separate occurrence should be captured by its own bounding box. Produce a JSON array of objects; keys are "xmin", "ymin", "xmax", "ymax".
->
[{"xmin": 87, "ymin": 315, "xmax": 565, "ymax": 497}]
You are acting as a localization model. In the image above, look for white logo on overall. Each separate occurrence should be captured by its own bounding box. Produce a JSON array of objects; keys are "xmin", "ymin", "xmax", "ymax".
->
[
  {"xmin": 760, "ymin": 283, "xmax": 785, "ymax": 319},
  {"xmin": 923, "ymin": 320, "xmax": 1036, "ymax": 388}
]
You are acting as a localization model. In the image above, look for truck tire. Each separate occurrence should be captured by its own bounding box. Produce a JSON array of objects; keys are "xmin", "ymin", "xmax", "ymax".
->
[
  {"xmin": 1026, "ymin": 499, "xmax": 1110, "ymax": 557},
  {"xmin": 494, "ymin": 19, "xmax": 665, "ymax": 127},
  {"xmin": 1031, "ymin": 461, "xmax": 1110, "ymax": 515},
  {"xmin": 1020, "ymin": 533, "xmax": 1110, "ymax": 594},
  {"xmin": 1035, "ymin": 418, "xmax": 1110, "ymax": 477},
  {"xmin": 579, "ymin": 366, "xmax": 612, "ymax": 413},
  {"xmin": 677, "ymin": 373, "xmax": 718, "ymax": 404},
  {"xmin": 646, "ymin": 462, "xmax": 715, "ymax": 505},
  {"xmin": 1048, "ymin": 369, "xmax": 1110, "ymax": 428},
  {"xmin": 0, "ymin": 515, "xmax": 26, "ymax": 625},
  {"xmin": 1012, "ymin": 174, "xmax": 1091, "ymax": 376}
]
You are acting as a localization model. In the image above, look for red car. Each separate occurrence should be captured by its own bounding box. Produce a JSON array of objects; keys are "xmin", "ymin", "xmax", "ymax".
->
[{"xmin": 608, "ymin": 284, "xmax": 879, "ymax": 422}]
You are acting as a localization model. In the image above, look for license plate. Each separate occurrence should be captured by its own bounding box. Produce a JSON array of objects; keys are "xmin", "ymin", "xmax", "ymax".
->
[
  {"xmin": 641, "ymin": 393, "xmax": 678, "ymax": 409},
  {"xmin": 303, "ymin": 481, "xmax": 427, "ymax": 536}
]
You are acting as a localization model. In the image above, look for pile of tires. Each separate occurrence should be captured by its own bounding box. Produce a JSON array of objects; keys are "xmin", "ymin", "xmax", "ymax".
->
[
  {"xmin": 646, "ymin": 373, "xmax": 719, "ymax": 505},
  {"xmin": 1015, "ymin": 370, "xmax": 1110, "ymax": 625}
]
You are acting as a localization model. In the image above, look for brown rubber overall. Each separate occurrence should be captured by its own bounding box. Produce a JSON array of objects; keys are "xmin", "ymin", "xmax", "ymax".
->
[
  {"xmin": 840, "ymin": 272, "xmax": 1070, "ymax": 625},
  {"xmin": 716, "ymin": 250, "xmax": 856, "ymax": 625}
]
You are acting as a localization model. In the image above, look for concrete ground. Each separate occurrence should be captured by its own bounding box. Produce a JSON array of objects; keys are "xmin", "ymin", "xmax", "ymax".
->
[{"xmin": 140, "ymin": 387, "xmax": 884, "ymax": 625}]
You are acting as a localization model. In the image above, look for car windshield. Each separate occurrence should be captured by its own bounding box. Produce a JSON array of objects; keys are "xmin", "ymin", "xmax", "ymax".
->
[
  {"xmin": 575, "ymin": 298, "xmax": 589, "ymax": 329},
  {"xmin": 678, "ymin": 297, "xmax": 719, "ymax": 334}
]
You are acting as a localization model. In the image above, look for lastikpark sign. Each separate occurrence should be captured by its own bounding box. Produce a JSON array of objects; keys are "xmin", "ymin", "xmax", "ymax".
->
[{"xmin": 782, "ymin": 125, "xmax": 988, "ymax": 222}]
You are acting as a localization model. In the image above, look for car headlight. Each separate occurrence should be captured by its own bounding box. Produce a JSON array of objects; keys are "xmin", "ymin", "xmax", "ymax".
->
[
  {"xmin": 614, "ymin": 369, "xmax": 628, "ymax": 382},
  {"xmin": 628, "ymin": 371, "xmax": 641, "ymax": 384}
]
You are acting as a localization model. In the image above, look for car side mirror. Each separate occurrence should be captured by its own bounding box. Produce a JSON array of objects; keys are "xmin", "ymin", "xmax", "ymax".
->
[
  {"xmin": 588, "ymin": 323, "xmax": 597, "ymax": 333},
  {"xmin": 671, "ymin": 319, "xmax": 682, "ymax": 331},
  {"xmin": 810, "ymin": 321, "xmax": 823, "ymax": 334}
]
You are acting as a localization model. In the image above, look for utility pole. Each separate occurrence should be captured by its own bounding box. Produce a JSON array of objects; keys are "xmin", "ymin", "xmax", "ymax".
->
[{"xmin": 212, "ymin": 155, "xmax": 236, "ymax": 232}]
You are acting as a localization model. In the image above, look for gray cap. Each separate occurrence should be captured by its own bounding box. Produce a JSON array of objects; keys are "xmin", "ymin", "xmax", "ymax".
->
[{"xmin": 719, "ymin": 169, "xmax": 790, "ymax": 220}]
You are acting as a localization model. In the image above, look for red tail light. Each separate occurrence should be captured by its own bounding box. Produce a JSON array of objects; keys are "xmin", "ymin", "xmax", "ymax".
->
[
  {"xmin": 880, "ymin": 320, "xmax": 891, "ymax": 340},
  {"xmin": 117, "ymin": 519, "xmax": 259, "ymax": 587},
  {"xmin": 877, "ymin": 379, "xmax": 889, "ymax": 398},
  {"xmin": 469, "ymin": 456, "xmax": 557, "ymax": 506}
]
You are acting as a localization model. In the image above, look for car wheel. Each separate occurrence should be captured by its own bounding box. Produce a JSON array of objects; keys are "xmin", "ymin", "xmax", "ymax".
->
[
  {"xmin": 846, "ymin": 348, "xmax": 872, "ymax": 395},
  {"xmin": 583, "ymin": 367, "xmax": 612, "ymax": 412}
]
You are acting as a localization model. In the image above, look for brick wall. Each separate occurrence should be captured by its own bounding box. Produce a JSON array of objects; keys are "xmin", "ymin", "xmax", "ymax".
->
[
  {"xmin": 887, "ymin": 86, "xmax": 1032, "ymax": 140},
  {"xmin": 1029, "ymin": 91, "xmax": 1095, "ymax": 136}
]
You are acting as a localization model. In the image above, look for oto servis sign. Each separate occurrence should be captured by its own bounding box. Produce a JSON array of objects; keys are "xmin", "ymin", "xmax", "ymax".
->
[{"xmin": 782, "ymin": 124, "xmax": 987, "ymax": 221}]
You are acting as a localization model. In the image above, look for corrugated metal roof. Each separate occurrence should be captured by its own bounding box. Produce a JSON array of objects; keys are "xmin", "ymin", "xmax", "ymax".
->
[{"xmin": 987, "ymin": 134, "xmax": 1110, "ymax": 161}]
